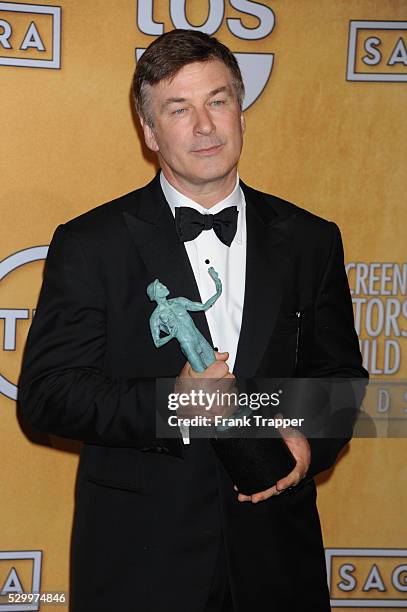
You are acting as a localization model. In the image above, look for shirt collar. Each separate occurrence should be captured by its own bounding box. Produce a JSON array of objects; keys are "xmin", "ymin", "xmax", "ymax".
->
[{"xmin": 160, "ymin": 171, "xmax": 246, "ymax": 244}]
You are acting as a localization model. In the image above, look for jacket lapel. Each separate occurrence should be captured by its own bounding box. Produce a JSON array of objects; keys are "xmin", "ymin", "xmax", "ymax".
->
[
  {"xmin": 121, "ymin": 174, "xmax": 295, "ymax": 379},
  {"xmin": 233, "ymin": 183, "xmax": 294, "ymax": 378},
  {"xmin": 122, "ymin": 174, "xmax": 214, "ymax": 348}
]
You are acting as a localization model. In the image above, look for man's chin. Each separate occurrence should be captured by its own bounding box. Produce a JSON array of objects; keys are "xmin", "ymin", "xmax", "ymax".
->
[{"xmin": 184, "ymin": 164, "xmax": 237, "ymax": 186}]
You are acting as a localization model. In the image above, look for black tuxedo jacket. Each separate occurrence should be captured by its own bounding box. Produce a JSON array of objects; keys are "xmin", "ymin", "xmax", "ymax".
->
[{"xmin": 19, "ymin": 175, "xmax": 367, "ymax": 611}]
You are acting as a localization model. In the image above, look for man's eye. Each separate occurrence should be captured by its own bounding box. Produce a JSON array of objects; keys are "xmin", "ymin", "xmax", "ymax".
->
[
  {"xmin": 211, "ymin": 99, "xmax": 225, "ymax": 106},
  {"xmin": 173, "ymin": 107, "xmax": 187, "ymax": 115}
]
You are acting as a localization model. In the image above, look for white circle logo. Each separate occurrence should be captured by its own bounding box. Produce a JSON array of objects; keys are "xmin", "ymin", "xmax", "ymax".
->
[{"xmin": 0, "ymin": 246, "xmax": 48, "ymax": 400}]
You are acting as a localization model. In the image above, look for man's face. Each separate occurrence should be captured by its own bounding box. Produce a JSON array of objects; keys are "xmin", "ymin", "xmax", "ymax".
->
[{"xmin": 141, "ymin": 60, "xmax": 245, "ymax": 190}]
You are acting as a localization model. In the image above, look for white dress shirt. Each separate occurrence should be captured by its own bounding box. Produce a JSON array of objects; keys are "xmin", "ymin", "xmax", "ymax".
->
[{"xmin": 160, "ymin": 172, "xmax": 247, "ymax": 374}]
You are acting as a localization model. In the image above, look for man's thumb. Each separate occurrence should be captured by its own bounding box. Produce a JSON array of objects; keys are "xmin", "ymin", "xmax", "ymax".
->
[{"xmin": 215, "ymin": 351, "xmax": 229, "ymax": 361}]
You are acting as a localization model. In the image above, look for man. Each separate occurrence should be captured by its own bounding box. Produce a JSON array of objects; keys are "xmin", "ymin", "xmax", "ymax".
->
[{"xmin": 19, "ymin": 29, "xmax": 367, "ymax": 611}]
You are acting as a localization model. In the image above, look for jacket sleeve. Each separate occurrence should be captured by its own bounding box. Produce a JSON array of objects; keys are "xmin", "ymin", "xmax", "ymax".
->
[
  {"xmin": 304, "ymin": 222, "xmax": 369, "ymax": 478},
  {"xmin": 18, "ymin": 223, "xmax": 159, "ymax": 448}
]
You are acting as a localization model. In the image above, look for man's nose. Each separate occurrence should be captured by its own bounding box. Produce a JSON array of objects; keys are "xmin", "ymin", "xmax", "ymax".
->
[{"xmin": 194, "ymin": 106, "xmax": 216, "ymax": 136}]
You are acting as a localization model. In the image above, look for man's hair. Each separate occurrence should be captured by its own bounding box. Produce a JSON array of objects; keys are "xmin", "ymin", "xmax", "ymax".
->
[{"xmin": 132, "ymin": 29, "xmax": 245, "ymax": 127}]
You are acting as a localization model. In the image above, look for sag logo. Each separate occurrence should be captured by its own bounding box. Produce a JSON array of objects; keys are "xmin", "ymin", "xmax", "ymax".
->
[
  {"xmin": 0, "ymin": 2, "xmax": 61, "ymax": 69},
  {"xmin": 136, "ymin": 0, "xmax": 275, "ymax": 109},
  {"xmin": 0, "ymin": 246, "xmax": 48, "ymax": 400},
  {"xmin": 0, "ymin": 550, "xmax": 42, "ymax": 611},
  {"xmin": 326, "ymin": 548, "xmax": 407, "ymax": 608},
  {"xmin": 347, "ymin": 20, "xmax": 407, "ymax": 82}
]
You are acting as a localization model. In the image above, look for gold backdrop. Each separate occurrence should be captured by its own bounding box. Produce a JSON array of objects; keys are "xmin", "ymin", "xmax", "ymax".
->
[{"xmin": 1, "ymin": 1, "xmax": 406, "ymax": 609}]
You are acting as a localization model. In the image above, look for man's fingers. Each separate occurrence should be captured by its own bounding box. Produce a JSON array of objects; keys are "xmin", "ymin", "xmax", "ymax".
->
[
  {"xmin": 276, "ymin": 467, "xmax": 304, "ymax": 492},
  {"xmin": 275, "ymin": 412, "xmax": 311, "ymax": 475},
  {"xmin": 175, "ymin": 354, "xmax": 236, "ymax": 417},
  {"xmin": 234, "ymin": 485, "xmax": 252, "ymax": 502},
  {"xmin": 236, "ymin": 467, "xmax": 308, "ymax": 503},
  {"xmin": 236, "ymin": 484, "xmax": 282, "ymax": 503},
  {"xmin": 214, "ymin": 351, "xmax": 229, "ymax": 361},
  {"xmin": 177, "ymin": 361, "xmax": 191, "ymax": 379},
  {"xmin": 237, "ymin": 492, "xmax": 252, "ymax": 502},
  {"xmin": 250, "ymin": 485, "xmax": 280, "ymax": 503},
  {"xmin": 178, "ymin": 353, "xmax": 234, "ymax": 381},
  {"xmin": 181, "ymin": 361, "xmax": 229, "ymax": 380},
  {"xmin": 207, "ymin": 353, "xmax": 232, "ymax": 380},
  {"xmin": 206, "ymin": 361, "xmax": 229, "ymax": 379}
]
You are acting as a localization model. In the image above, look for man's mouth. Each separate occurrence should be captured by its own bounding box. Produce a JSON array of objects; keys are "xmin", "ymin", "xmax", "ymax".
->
[{"xmin": 191, "ymin": 143, "xmax": 224, "ymax": 156}]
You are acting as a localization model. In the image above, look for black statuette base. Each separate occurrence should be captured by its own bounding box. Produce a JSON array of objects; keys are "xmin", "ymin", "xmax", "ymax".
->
[{"xmin": 210, "ymin": 437, "xmax": 296, "ymax": 495}]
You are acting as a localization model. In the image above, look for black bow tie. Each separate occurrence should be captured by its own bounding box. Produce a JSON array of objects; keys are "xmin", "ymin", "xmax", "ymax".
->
[{"xmin": 174, "ymin": 206, "xmax": 239, "ymax": 247}]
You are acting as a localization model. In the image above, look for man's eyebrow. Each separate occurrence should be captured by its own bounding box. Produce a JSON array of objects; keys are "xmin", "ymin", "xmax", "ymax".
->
[
  {"xmin": 208, "ymin": 86, "xmax": 232, "ymax": 97},
  {"xmin": 161, "ymin": 86, "xmax": 233, "ymax": 110},
  {"xmin": 162, "ymin": 97, "xmax": 188, "ymax": 109}
]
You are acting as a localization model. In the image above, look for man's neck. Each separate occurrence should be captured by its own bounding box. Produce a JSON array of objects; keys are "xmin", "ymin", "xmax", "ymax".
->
[{"xmin": 160, "ymin": 169, "xmax": 238, "ymax": 209}]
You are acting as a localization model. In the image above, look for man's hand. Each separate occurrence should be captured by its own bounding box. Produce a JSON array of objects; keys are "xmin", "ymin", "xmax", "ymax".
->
[
  {"xmin": 175, "ymin": 352, "xmax": 237, "ymax": 420},
  {"xmin": 236, "ymin": 420, "xmax": 311, "ymax": 503},
  {"xmin": 178, "ymin": 350, "xmax": 232, "ymax": 380}
]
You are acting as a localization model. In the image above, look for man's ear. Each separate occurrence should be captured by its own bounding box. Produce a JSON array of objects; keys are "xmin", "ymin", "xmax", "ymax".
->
[
  {"xmin": 140, "ymin": 118, "xmax": 159, "ymax": 152},
  {"xmin": 240, "ymin": 112, "xmax": 246, "ymax": 135}
]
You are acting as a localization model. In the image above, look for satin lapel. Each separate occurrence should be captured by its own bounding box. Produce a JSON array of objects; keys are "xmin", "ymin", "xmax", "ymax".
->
[
  {"xmin": 122, "ymin": 175, "xmax": 214, "ymax": 347},
  {"xmin": 233, "ymin": 185, "xmax": 294, "ymax": 378}
]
